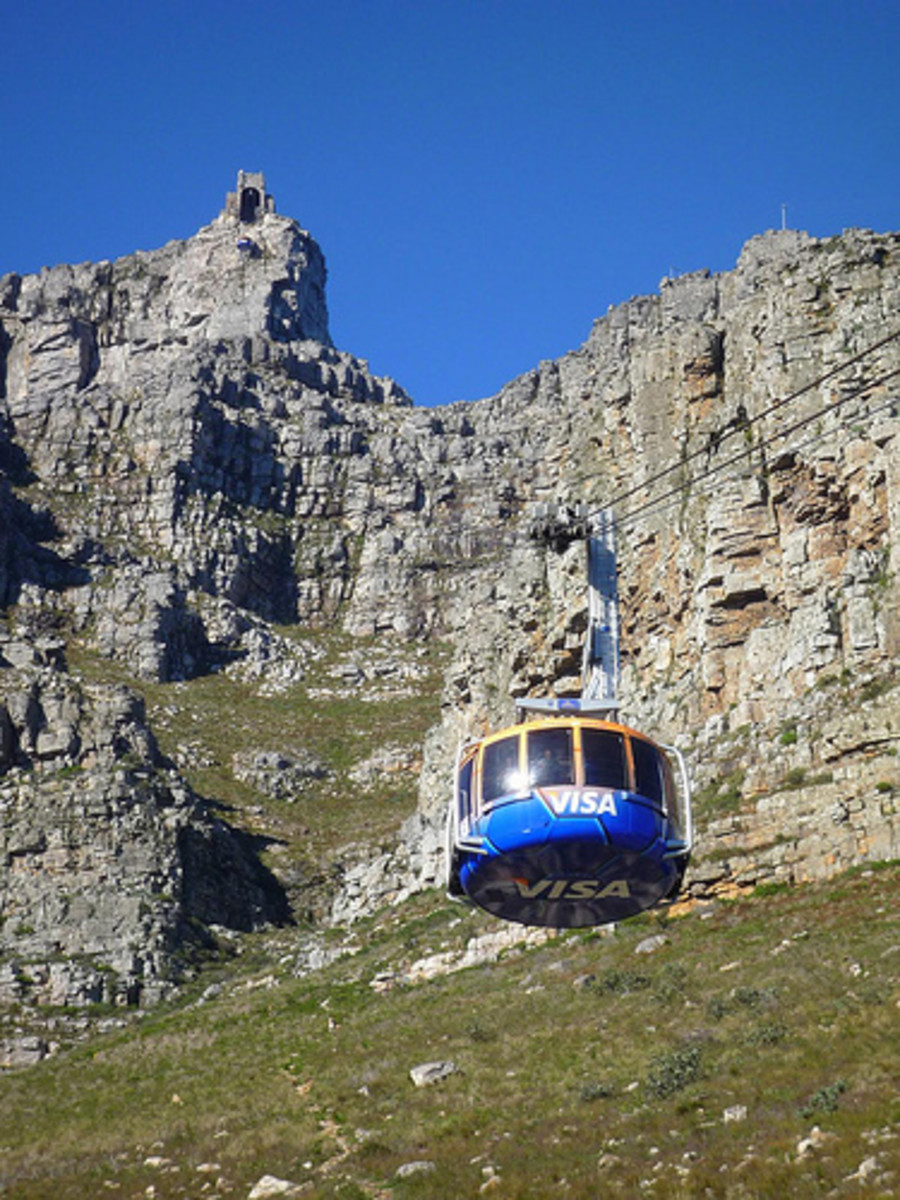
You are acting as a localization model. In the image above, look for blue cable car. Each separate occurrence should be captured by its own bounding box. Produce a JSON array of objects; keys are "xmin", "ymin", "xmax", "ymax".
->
[
  {"xmin": 446, "ymin": 700, "xmax": 692, "ymax": 927},
  {"xmin": 445, "ymin": 507, "xmax": 692, "ymax": 928}
]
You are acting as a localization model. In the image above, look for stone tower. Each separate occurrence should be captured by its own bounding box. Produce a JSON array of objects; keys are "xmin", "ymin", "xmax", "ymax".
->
[{"xmin": 224, "ymin": 170, "xmax": 276, "ymax": 223}]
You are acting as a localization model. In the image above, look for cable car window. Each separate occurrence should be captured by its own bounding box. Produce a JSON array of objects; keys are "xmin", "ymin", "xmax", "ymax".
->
[
  {"xmin": 481, "ymin": 736, "xmax": 522, "ymax": 803},
  {"xmin": 527, "ymin": 727, "xmax": 574, "ymax": 787},
  {"xmin": 457, "ymin": 757, "xmax": 474, "ymax": 823},
  {"xmin": 632, "ymin": 737, "xmax": 665, "ymax": 806},
  {"xmin": 660, "ymin": 752, "xmax": 679, "ymax": 828},
  {"xmin": 582, "ymin": 728, "xmax": 628, "ymax": 790}
]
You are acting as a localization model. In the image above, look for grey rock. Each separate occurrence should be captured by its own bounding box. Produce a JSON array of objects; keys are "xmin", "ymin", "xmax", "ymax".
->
[
  {"xmin": 634, "ymin": 934, "xmax": 669, "ymax": 956},
  {"xmin": 409, "ymin": 1060, "xmax": 459, "ymax": 1087},
  {"xmin": 0, "ymin": 665, "xmax": 288, "ymax": 1006},
  {"xmin": 396, "ymin": 1161, "xmax": 436, "ymax": 1178},
  {"xmin": 247, "ymin": 1175, "xmax": 306, "ymax": 1199},
  {"xmin": 0, "ymin": 1034, "xmax": 50, "ymax": 1069},
  {"xmin": 0, "ymin": 703, "xmax": 15, "ymax": 768},
  {"xmin": 232, "ymin": 748, "xmax": 328, "ymax": 801}
]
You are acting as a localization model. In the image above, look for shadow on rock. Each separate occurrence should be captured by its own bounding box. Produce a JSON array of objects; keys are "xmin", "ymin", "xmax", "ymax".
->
[{"xmin": 178, "ymin": 816, "xmax": 293, "ymax": 934}]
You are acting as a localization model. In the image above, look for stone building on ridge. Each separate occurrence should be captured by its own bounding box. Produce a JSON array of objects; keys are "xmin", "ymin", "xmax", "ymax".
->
[{"xmin": 224, "ymin": 171, "xmax": 276, "ymax": 223}]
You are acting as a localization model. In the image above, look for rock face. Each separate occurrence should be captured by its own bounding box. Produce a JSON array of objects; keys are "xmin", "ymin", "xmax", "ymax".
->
[
  {"xmin": 0, "ymin": 630, "xmax": 288, "ymax": 1008},
  {"xmin": 1, "ymin": 174, "xmax": 899, "ymax": 993}
]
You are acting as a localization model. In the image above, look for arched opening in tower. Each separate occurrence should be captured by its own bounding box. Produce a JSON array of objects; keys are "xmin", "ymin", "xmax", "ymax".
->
[{"xmin": 239, "ymin": 188, "xmax": 262, "ymax": 223}]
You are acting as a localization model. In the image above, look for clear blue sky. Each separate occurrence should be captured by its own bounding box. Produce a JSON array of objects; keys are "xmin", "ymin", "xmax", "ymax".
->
[{"xmin": 3, "ymin": 0, "xmax": 898, "ymax": 406}]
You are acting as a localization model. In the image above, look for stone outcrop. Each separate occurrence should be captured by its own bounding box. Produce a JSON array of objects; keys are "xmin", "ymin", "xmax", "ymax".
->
[
  {"xmin": 0, "ymin": 626, "xmax": 288, "ymax": 1008},
  {"xmin": 1, "ymin": 174, "xmax": 898, "ymax": 996}
]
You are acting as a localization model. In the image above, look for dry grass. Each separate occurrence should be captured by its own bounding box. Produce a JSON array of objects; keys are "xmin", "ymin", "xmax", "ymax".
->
[{"xmin": 1, "ymin": 864, "xmax": 898, "ymax": 1198}]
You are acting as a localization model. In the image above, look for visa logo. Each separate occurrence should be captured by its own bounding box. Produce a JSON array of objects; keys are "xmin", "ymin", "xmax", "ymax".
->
[
  {"xmin": 513, "ymin": 878, "xmax": 631, "ymax": 900},
  {"xmin": 543, "ymin": 789, "xmax": 618, "ymax": 817}
]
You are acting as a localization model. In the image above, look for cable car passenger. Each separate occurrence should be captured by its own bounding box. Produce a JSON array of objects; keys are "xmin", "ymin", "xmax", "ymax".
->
[{"xmin": 527, "ymin": 727, "xmax": 574, "ymax": 787}]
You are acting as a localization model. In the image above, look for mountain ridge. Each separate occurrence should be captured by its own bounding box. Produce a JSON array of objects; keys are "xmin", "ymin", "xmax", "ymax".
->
[{"xmin": 0, "ymin": 175, "xmax": 897, "ymax": 1027}]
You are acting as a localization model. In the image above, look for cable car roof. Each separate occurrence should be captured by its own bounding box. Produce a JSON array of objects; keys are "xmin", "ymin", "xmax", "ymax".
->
[{"xmin": 464, "ymin": 711, "xmax": 670, "ymax": 756}]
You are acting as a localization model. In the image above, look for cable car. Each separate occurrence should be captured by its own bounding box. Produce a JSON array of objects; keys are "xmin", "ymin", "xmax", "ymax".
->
[
  {"xmin": 446, "ymin": 699, "xmax": 691, "ymax": 927},
  {"xmin": 445, "ymin": 507, "xmax": 692, "ymax": 928}
]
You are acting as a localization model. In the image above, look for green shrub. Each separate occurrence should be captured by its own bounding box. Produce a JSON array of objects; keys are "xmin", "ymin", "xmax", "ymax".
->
[
  {"xmin": 861, "ymin": 675, "xmax": 897, "ymax": 703},
  {"xmin": 706, "ymin": 996, "xmax": 729, "ymax": 1021},
  {"xmin": 595, "ymin": 968, "xmax": 651, "ymax": 995},
  {"xmin": 753, "ymin": 881, "xmax": 791, "ymax": 898},
  {"xmin": 466, "ymin": 1021, "xmax": 497, "ymax": 1043},
  {"xmin": 695, "ymin": 767, "xmax": 746, "ymax": 816},
  {"xmin": 579, "ymin": 1081, "xmax": 614, "ymax": 1101},
  {"xmin": 645, "ymin": 1046, "xmax": 703, "ymax": 1099},
  {"xmin": 799, "ymin": 1079, "xmax": 847, "ymax": 1118},
  {"xmin": 745, "ymin": 1022, "xmax": 787, "ymax": 1047},
  {"xmin": 733, "ymin": 986, "xmax": 777, "ymax": 1009},
  {"xmin": 653, "ymin": 963, "xmax": 688, "ymax": 1001}
]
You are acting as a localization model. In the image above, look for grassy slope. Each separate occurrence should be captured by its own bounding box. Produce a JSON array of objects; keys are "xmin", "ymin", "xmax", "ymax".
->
[
  {"xmin": 65, "ymin": 630, "xmax": 450, "ymax": 918},
  {"xmin": 0, "ymin": 864, "xmax": 897, "ymax": 1199},
  {"xmin": 3, "ymin": 632, "xmax": 898, "ymax": 1197}
]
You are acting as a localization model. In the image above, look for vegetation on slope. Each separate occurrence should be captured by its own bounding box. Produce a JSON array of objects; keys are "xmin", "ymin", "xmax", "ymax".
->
[
  {"xmin": 2, "ymin": 627, "xmax": 896, "ymax": 1197},
  {"xmin": 0, "ymin": 863, "xmax": 897, "ymax": 1199},
  {"xmin": 66, "ymin": 628, "xmax": 450, "ymax": 922}
]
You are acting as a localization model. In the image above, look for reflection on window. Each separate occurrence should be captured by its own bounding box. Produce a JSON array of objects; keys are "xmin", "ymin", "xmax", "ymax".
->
[
  {"xmin": 527, "ymin": 727, "xmax": 574, "ymax": 787},
  {"xmin": 632, "ymin": 737, "xmax": 665, "ymax": 806},
  {"xmin": 582, "ymin": 728, "xmax": 628, "ymax": 790},
  {"xmin": 482, "ymin": 736, "xmax": 522, "ymax": 802},
  {"xmin": 457, "ymin": 757, "xmax": 474, "ymax": 821},
  {"xmin": 660, "ymin": 753, "xmax": 679, "ymax": 829}
]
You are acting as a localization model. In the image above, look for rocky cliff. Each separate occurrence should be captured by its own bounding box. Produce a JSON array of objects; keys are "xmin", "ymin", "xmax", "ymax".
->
[{"xmin": 1, "ymin": 176, "xmax": 898, "ymax": 1015}]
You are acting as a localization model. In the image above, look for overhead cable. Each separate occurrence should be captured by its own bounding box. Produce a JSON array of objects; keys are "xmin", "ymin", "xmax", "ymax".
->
[
  {"xmin": 593, "ymin": 327, "xmax": 900, "ymax": 521},
  {"xmin": 614, "ymin": 393, "xmax": 899, "ymax": 534},
  {"xmin": 615, "ymin": 366, "xmax": 900, "ymax": 531}
]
